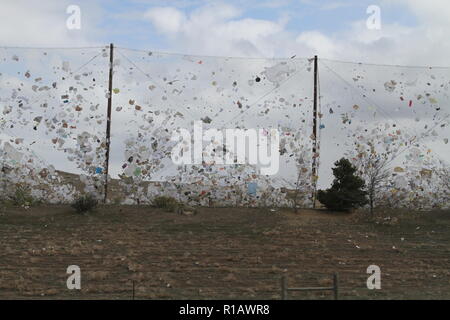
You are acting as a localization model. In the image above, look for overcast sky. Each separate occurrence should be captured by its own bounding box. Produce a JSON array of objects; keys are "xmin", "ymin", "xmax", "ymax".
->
[
  {"xmin": 1, "ymin": 0, "xmax": 450, "ymax": 66},
  {"xmin": 0, "ymin": 0, "xmax": 449, "ymax": 193}
]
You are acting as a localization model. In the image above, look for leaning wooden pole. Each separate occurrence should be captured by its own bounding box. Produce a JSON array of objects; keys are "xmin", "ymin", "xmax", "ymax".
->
[
  {"xmin": 104, "ymin": 43, "xmax": 114, "ymax": 204},
  {"xmin": 311, "ymin": 55, "xmax": 318, "ymax": 209}
]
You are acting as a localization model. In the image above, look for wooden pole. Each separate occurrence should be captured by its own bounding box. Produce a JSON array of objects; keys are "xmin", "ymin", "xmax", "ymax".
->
[
  {"xmin": 104, "ymin": 43, "xmax": 114, "ymax": 204},
  {"xmin": 281, "ymin": 275, "xmax": 287, "ymax": 300},
  {"xmin": 311, "ymin": 55, "xmax": 318, "ymax": 209},
  {"xmin": 333, "ymin": 273, "xmax": 339, "ymax": 300}
]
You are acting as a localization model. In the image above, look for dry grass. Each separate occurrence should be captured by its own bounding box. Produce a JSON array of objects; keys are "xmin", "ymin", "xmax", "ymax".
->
[{"xmin": 0, "ymin": 205, "xmax": 449, "ymax": 299}]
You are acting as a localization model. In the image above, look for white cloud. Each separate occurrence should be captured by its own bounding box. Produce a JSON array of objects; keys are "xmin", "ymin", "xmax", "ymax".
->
[
  {"xmin": 144, "ymin": 3, "xmax": 287, "ymax": 57},
  {"xmin": 0, "ymin": 0, "xmax": 102, "ymax": 47},
  {"xmin": 143, "ymin": 1, "xmax": 450, "ymax": 67},
  {"xmin": 295, "ymin": 31, "xmax": 339, "ymax": 57},
  {"xmin": 144, "ymin": 7, "xmax": 186, "ymax": 34},
  {"xmin": 319, "ymin": 1, "xmax": 354, "ymax": 11},
  {"xmin": 386, "ymin": 0, "xmax": 450, "ymax": 26}
]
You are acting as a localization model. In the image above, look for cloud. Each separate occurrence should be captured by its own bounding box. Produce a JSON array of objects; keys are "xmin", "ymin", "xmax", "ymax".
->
[
  {"xmin": 386, "ymin": 0, "xmax": 450, "ymax": 26},
  {"xmin": 142, "ymin": 1, "xmax": 450, "ymax": 67},
  {"xmin": 295, "ymin": 31, "xmax": 339, "ymax": 57},
  {"xmin": 144, "ymin": 7, "xmax": 186, "ymax": 34},
  {"xmin": 319, "ymin": 2, "xmax": 354, "ymax": 10},
  {"xmin": 1, "ymin": 0, "xmax": 449, "ymax": 65},
  {"xmin": 0, "ymin": 0, "xmax": 102, "ymax": 47},
  {"xmin": 144, "ymin": 3, "xmax": 288, "ymax": 57}
]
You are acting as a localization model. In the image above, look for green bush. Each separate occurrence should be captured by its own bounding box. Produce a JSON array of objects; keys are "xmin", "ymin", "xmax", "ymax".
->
[
  {"xmin": 318, "ymin": 158, "xmax": 368, "ymax": 212},
  {"xmin": 152, "ymin": 196, "xmax": 180, "ymax": 212},
  {"xmin": 71, "ymin": 194, "xmax": 98, "ymax": 214},
  {"xmin": 9, "ymin": 185, "xmax": 38, "ymax": 207}
]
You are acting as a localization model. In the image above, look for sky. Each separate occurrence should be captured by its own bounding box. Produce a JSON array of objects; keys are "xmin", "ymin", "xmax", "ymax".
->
[
  {"xmin": 0, "ymin": 0, "xmax": 449, "ymax": 66},
  {"xmin": 0, "ymin": 0, "xmax": 449, "ymax": 196}
]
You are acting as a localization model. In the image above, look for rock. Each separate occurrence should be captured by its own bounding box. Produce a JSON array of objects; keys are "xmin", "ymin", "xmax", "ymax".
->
[{"xmin": 178, "ymin": 206, "xmax": 197, "ymax": 216}]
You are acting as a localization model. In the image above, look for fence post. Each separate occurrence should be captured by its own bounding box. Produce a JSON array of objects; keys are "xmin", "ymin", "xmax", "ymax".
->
[
  {"xmin": 104, "ymin": 43, "xmax": 114, "ymax": 204},
  {"xmin": 311, "ymin": 55, "xmax": 319, "ymax": 209},
  {"xmin": 281, "ymin": 275, "xmax": 287, "ymax": 300},
  {"xmin": 333, "ymin": 273, "xmax": 339, "ymax": 300}
]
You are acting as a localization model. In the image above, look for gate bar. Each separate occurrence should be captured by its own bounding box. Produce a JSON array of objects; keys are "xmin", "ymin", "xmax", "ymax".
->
[{"xmin": 281, "ymin": 273, "xmax": 339, "ymax": 300}]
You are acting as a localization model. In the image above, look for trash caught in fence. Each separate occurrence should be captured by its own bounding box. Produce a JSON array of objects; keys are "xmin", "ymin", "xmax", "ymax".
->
[{"xmin": 0, "ymin": 45, "xmax": 448, "ymax": 208}]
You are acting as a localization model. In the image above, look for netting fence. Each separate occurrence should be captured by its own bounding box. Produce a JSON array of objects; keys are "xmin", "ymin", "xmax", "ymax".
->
[{"xmin": 0, "ymin": 45, "xmax": 448, "ymax": 208}]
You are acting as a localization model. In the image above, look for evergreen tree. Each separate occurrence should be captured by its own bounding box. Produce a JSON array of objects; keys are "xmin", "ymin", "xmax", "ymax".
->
[{"xmin": 318, "ymin": 158, "xmax": 368, "ymax": 211}]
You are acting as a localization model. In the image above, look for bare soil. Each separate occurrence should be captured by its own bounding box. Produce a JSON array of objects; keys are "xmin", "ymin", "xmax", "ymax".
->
[{"xmin": 0, "ymin": 205, "xmax": 449, "ymax": 299}]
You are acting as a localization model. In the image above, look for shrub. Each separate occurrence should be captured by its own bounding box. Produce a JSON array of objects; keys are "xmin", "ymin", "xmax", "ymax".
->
[
  {"xmin": 71, "ymin": 194, "xmax": 98, "ymax": 214},
  {"xmin": 318, "ymin": 158, "xmax": 368, "ymax": 212},
  {"xmin": 9, "ymin": 185, "xmax": 38, "ymax": 207},
  {"xmin": 152, "ymin": 196, "xmax": 180, "ymax": 212}
]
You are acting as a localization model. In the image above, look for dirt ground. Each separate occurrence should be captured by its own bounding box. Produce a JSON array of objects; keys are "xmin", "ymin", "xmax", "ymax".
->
[{"xmin": 0, "ymin": 205, "xmax": 449, "ymax": 300}]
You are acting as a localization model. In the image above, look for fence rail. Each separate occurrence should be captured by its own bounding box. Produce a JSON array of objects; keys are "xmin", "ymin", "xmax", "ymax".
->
[{"xmin": 280, "ymin": 274, "xmax": 339, "ymax": 300}]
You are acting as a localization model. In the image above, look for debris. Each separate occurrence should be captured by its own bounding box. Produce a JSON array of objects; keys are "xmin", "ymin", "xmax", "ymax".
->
[{"xmin": 384, "ymin": 80, "xmax": 397, "ymax": 92}]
